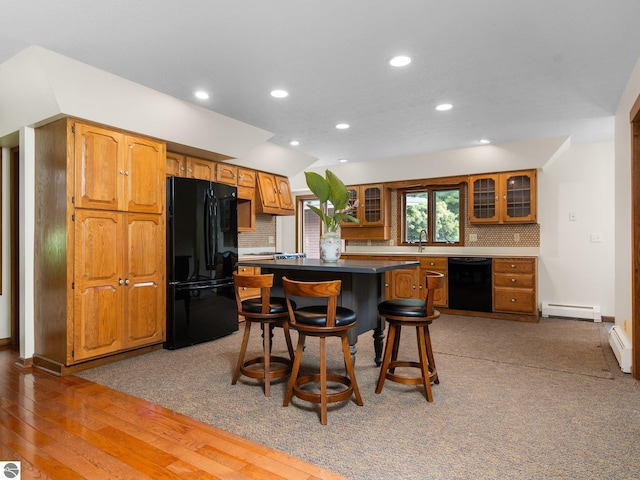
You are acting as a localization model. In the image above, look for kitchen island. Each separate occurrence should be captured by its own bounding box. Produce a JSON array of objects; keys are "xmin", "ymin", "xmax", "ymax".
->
[{"xmin": 236, "ymin": 257, "xmax": 419, "ymax": 365}]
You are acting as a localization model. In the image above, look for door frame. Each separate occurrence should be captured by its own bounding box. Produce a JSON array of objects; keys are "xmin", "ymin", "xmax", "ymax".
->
[{"xmin": 630, "ymin": 95, "xmax": 640, "ymax": 379}]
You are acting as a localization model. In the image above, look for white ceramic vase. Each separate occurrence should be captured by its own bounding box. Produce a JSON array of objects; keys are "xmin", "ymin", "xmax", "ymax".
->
[{"xmin": 319, "ymin": 230, "xmax": 342, "ymax": 262}]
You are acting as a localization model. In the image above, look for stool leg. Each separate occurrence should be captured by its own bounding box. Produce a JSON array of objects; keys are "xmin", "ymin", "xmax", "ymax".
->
[
  {"xmin": 389, "ymin": 324, "xmax": 402, "ymax": 373},
  {"xmin": 263, "ymin": 323, "xmax": 272, "ymax": 397},
  {"xmin": 319, "ymin": 336, "xmax": 328, "ymax": 425},
  {"xmin": 416, "ymin": 325, "xmax": 434, "ymax": 402},
  {"xmin": 375, "ymin": 322, "xmax": 397, "ymax": 394},
  {"xmin": 423, "ymin": 325, "xmax": 439, "ymax": 384},
  {"xmin": 284, "ymin": 333, "xmax": 306, "ymax": 407},
  {"xmin": 281, "ymin": 320, "xmax": 295, "ymax": 361},
  {"xmin": 341, "ymin": 333, "xmax": 363, "ymax": 406},
  {"xmin": 232, "ymin": 321, "xmax": 252, "ymax": 385}
]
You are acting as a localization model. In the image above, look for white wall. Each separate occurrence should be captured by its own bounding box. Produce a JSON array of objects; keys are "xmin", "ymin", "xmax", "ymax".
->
[
  {"xmin": 0, "ymin": 148, "xmax": 11, "ymax": 340},
  {"xmin": 537, "ymin": 142, "xmax": 615, "ymax": 316}
]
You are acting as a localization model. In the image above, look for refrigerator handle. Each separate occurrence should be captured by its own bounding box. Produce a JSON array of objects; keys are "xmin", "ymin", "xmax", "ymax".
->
[{"xmin": 204, "ymin": 187, "xmax": 219, "ymax": 270}]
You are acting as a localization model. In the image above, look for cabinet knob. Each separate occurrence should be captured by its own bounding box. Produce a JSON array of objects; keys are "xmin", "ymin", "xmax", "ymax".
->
[
  {"xmin": 412, "ymin": 284, "xmax": 416, "ymax": 289},
  {"xmin": 124, "ymin": 278, "xmax": 130, "ymax": 285},
  {"xmin": 510, "ymin": 298, "xmax": 516, "ymax": 302},
  {"xmin": 118, "ymin": 278, "xmax": 124, "ymax": 285},
  {"xmin": 125, "ymin": 171, "xmax": 130, "ymax": 176},
  {"xmin": 430, "ymin": 262, "xmax": 435, "ymax": 266},
  {"xmin": 510, "ymin": 264, "xmax": 516, "ymax": 268},
  {"xmin": 119, "ymin": 169, "xmax": 124, "ymax": 175},
  {"xmin": 511, "ymin": 278, "xmax": 516, "ymax": 283},
  {"xmin": 180, "ymin": 166, "xmax": 185, "ymax": 172},
  {"xmin": 188, "ymin": 168, "xmax": 193, "ymax": 173}
]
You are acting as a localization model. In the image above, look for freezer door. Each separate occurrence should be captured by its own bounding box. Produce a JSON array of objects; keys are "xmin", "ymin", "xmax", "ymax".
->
[{"xmin": 165, "ymin": 281, "xmax": 238, "ymax": 349}]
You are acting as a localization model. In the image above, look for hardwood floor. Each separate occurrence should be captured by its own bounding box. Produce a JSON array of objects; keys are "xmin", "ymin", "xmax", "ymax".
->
[{"xmin": 0, "ymin": 348, "xmax": 346, "ymax": 480}]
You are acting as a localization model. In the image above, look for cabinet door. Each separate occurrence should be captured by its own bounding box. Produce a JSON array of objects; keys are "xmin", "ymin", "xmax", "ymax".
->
[
  {"xmin": 469, "ymin": 174, "xmax": 498, "ymax": 223},
  {"xmin": 502, "ymin": 171, "xmax": 536, "ymax": 223},
  {"xmin": 123, "ymin": 213, "xmax": 165, "ymax": 348},
  {"xmin": 73, "ymin": 210, "xmax": 125, "ymax": 361},
  {"xmin": 237, "ymin": 168, "xmax": 256, "ymax": 187},
  {"xmin": 166, "ymin": 152, "xmax": 186, "ymax": 177},
  {"xmin": 74, "ymin": 123, "xmax": 125, "ymax": 211},
  {"xmin": 362, "ymin": 185, "xmax": 384, "ymax": 226},
  {"xmin": 420, "ymin": 257, "xmax": 448, "ymax": 307},
  {"xmin": 389, "ymin": 268, "xmax": 419, "ymax": 299},
  {"xmin": 343, "ymin": 187, "xmax": 361, "ymax": 226},
  {"xmin": 275, "ymin": 176, "xmax": 294, "ymax": 210},
  {"xmin": 216, "ymin": 163, "xmax": 238, "ymax": 185},
  {"xmin": 186, "ymin": 156, "xmax": 214, "ymax": 181},
  {"xmin": 124, "ymin": 135, "xmax": 165, "ymax": 214},
  {"xmin": 258, "ymin": 173, "xmax": 280, "ymax": 209}
]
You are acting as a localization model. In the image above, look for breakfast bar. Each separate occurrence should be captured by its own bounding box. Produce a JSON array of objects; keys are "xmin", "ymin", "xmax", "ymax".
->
[{"xmin": 236, "ymin": 257, "xmax": 420, "ymax": 365}]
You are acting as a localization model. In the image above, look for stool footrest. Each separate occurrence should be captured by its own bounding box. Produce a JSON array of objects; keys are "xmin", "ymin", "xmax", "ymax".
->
[
  {"xmin": 240, "ymin": 356, "xmax": 292, "ymax": 380},
  {"xmin": 293, "ymin": 373, "xmax": 354, "ymax": 404},
  {"xmin": 385, "ymin": 360, "xmax": 437, "ymax": 385}
]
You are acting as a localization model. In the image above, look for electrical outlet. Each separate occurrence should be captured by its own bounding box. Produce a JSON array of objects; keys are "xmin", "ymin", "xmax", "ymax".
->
[
  {"xmin": 469, "ymin": 233, "xmax": 477, "ymax": 242},
  {"xmin": 590, "ymin": 233, "xmax": 603, "ymax": 243},
  {"xmin": 268, "ymin": 235, "xmax": 275, "ymax": 245},
  {"xmin": 569, "ymin": 212, "xmax": 577, "ymax": 221},
  {"xmin": 514, "ymin": 233, "xmax": 520, "ymax": 242}
]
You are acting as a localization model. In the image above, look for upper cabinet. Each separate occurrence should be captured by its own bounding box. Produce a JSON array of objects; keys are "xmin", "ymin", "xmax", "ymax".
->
[
  {"xmin": 341, "ymin": 184, "xmax": 390, "ymax": 240},
  {"xmin": 256, "ymin": 172, "xmax": 295, "ymax": 215},
  {"xmin": 468, "ymin": 170, "xmax": 537, "ymax": 224},
  {"xmin": 166, "ymin": 152, "xmax": 214, "ymax": 181},
  {"xmin": 215, "ymin": 164, "xmax": 258, "ymax": 231},
  {"xmin": 74, "ymin": 122, "xmax": 165, "ymax": 214}
]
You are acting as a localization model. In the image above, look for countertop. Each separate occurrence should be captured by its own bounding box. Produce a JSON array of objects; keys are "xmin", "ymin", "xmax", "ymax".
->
[{"xmin": 236, "ymin": 257, "xmax": 420, "ymax": 273}]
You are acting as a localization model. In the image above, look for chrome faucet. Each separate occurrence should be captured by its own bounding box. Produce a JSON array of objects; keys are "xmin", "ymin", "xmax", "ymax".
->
[{"xmin": 418, "ymin": 229, "xmax": 428, "ymax": 252}]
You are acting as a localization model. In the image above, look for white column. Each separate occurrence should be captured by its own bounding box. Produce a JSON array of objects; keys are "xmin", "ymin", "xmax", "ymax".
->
[
  {"xmin": 19, "ymin": 126, "xmax": 35, "ymax": 360},
  {"xmin": 0, "ymin": 148, "xmax": 11, "ymax": 339}
]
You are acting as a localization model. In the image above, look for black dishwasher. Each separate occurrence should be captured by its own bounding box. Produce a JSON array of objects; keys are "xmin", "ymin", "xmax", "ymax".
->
[{"xmin": 448, "ymin": 257, "xmax": 493, "ymax": 312}]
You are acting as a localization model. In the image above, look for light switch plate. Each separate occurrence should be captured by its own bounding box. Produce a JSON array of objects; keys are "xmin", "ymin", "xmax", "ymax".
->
[{"xmin": 590, "ymin": 233, "xmax": 603, "ymax": 243}]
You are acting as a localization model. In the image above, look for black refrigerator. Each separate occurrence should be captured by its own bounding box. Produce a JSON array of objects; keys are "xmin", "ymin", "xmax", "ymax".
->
[{"xmin": 165, "ymin": 176, "xmax": 239, "ymax": 349}]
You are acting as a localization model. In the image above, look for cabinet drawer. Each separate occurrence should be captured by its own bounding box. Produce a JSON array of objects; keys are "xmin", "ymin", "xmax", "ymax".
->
[
  {"xmin": 420, "ymin": 257, "xmax": 447, "ymax": 270},
  {"xmin": 493, "ymin": 273, "xmax": 534, "ymax": 289},
  {"xmin": 493, "ymin": 258, "xmax": 535, "ymax": 275},
  {"xmin": 236, "ymin": 266, "xmax": 261, "ymax": 299},
  {"xmin": 494, "ymin": 288, "xmax": 536, "ymax": 314}
]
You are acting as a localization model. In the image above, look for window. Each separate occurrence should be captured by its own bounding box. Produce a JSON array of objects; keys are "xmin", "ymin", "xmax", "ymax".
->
[{"xmin": 401, "ymin": 186, "xmax": 462, "ymax": 245}]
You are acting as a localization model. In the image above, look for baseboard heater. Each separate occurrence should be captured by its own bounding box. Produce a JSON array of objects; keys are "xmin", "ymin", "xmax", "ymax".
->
[
  {"xmin": 541, "ymin": 302, "xmax": 601, "ymax": 322},
  {"xmin": 608, "ymin": 325, "xmax": 632, "ymax": 373}
]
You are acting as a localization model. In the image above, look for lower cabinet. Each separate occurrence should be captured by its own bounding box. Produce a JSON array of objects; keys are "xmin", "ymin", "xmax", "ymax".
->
[
  {"xmin": 236, "ymin": 265, "xmax": 261, "ymax": 300},
  {"xmin": 492, "ymin": 257, "xmax": 537, "ymax": 316},
  {"xmin": 385, "ymin": 256, "xmax": 448, "ymax": 308},
  {"xmin": 73, "ymin": 210, "xmax": 166, "ymax": 362}
]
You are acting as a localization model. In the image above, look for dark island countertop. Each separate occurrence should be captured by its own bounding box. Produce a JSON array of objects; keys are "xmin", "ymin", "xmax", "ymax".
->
[{"xmin": 236, "ymin": 257, "xmax": 419, "ymax": 273}]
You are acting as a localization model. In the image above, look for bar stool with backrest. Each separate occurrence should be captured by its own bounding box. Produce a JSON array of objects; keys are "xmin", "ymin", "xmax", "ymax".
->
[
  {"xmin": 282, "ymin": 276, "xmax": 363, "ymax": 425},
  {"xmin": 232, "ymin": 272, "xmax": 295, "ymax": 397},
  {"xmin": 375, "ymin": 271, "xmax": 444, "ymax": 402}
]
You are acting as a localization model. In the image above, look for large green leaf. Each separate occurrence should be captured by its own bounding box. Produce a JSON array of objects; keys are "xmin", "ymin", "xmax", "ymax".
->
[{"xmin": 304, "ymin": 171, "xmax": 330, "ymax": 203}]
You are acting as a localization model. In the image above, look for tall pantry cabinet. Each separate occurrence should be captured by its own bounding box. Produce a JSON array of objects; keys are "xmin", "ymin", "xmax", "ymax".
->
[{"xmin": 34, "ymin": 118, "xmax": 166, "ymax": 374}]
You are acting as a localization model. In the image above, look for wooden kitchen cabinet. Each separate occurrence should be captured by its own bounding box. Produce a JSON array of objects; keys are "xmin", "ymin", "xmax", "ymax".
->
[
  {"xmin": 385, "ymin": 256, "xmax": 448, "ymax": 308},
  {"xmin": 74, "ymin": 210, "xmax": 165, "ymax": 361},
  {"xmin": 217, "ymin": 164, "xmax": 257, "ymax": 231},
  {"xmin": 493, "ymin": 257, "xmax": 537, "ymax": 317},
  {"xmin": 256, "ymin": 172, "xmax": 295, "ymax": 215},
  {"xmin": 468, "ymin": 170, "xmax": 537, "ymax": 224},
  {"xmin": 34, "ymin": 118, "xmax": 167, "ymax": 374},
  {"xmin": 75, "ymin": 122, "xmax": 165, "ymax": 214},
  {"xmin": 166, "ymin": 152, "xmax": 215, "ymax": 181},
  {"xmin": 236, "ymin": 265, "xmax": 262, "ymax": 300},
  {"xmin": 341, "ymin": 184, "xmax": 390, "ymax": 240}
]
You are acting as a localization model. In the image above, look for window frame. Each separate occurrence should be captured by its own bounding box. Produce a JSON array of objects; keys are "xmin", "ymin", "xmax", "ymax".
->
[{"xmin": 398, "ymin": 183, "xmax": 465, "ymax": 247}]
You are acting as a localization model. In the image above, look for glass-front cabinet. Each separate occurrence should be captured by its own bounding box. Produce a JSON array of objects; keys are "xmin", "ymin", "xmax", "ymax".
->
[
  {"xmin": 468, "ymin": 170, "xmax": 536, "ymax": 224},
  {"xmin": 341, "ymin": 184, "xmax": 390, "ymax": 240}
]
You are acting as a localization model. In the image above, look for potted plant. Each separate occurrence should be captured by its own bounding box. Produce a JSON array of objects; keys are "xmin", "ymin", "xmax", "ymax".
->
[{"xmin": 305, "ymin": 169, "xmax": 359, "ymax": 261}]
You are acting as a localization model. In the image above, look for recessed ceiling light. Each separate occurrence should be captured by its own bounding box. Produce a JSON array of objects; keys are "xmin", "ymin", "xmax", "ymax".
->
[
  {"xmin": 339, "ymin": 158, "xmax": 348, "ymax": 163},
  {"xmin": 335, "ymin": 123, "xmax": 350, "ymax": 130},
  {"xmin": 436, "ymin": 103, "xmax": 453, "ymax": 111},
  {"xmin": 270, "ymin": 89, "xmax": 289, "ymax": 98},
  {"xmin": 389, "ymin": 55, "xmax": 412, "ymax": 67},
  {"xmin": 194, "ymin": 90, "xmax": 210, "ymax": 100},
  {"xmin": 479, "ymin": 139, "xmax": 491, "ymax": 144},
  {"xmin": 289, "ymin": 140, "xmax": 300, "ymax": 146}
]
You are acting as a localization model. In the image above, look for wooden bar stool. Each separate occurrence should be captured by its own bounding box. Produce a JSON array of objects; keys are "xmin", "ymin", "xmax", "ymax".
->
[
  {"xmin": 232, "ymin": 272, "xmax": 295, "ymax": 397},
  {"xmin": 375, "ymin": 271, "xmax": 444, "ymax": 402},
  {"xmin": 282, "ymin": 276, "xmax": 363, "ymax": 425}
]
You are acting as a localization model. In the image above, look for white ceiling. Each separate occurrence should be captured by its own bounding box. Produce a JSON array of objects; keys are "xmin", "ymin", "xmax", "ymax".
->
[{"xmin": 2, "ymin": 0, "xmax": 640, "ymax": 167}]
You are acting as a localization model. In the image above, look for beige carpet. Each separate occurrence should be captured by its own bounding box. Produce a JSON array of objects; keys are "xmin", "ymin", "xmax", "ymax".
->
[{"xmin": 78, "ymin": 315, "xmax": 640, "ymax": 480}]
